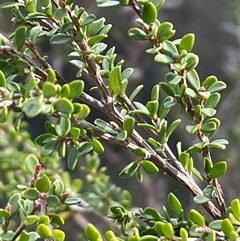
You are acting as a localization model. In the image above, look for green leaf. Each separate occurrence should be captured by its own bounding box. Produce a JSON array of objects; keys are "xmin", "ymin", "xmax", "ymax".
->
[
  {"xmin": 155, "ymin": 222, "xmax": 174, "ymax": 239},
  {"xmin": 203, "ymin": 75, "xmax": 218, "ymax": 89},
  {"xmin": 69, "ymin": 128, "xmax": 80, "ymax": 141},
  {"xmin": 76, "ymin": 104, "xmax": 90, "ymax": 120},
  {"xmin": 141, "ymin": 160, "xmax": 159, "ymax": 174},
  {"xmin": 201, "ymin": 108, "xmax": 216, "ymax": 117},
  {"xmin": 210, "ymin": 161, "xmax": 227, "ymax": 179},
  {"xmin": 180, "ymin": 228, "xmax": 188, "ymax": 241},
  {"xmin": 137, "ymin": 167, "xmax": 143, "ymax": 183},
  {"xmin": 183, "ymin": 53, "xmax": 199, "ymax": 71},
  {"xmin": 165, "ymin": 72, "xmax": 181, "ymax": 85},
  {"xmin": 179, "ymin": 152, "xmax": 189, "ymax": 169},
  {"xmin": 55, "ymin": 116, "xmax": 71, "ymax": 137},
  {"xmin": 203, "ymin": 185, "xmax": 215, "ymax": 199},
  {"xmin": 133, "ymin": 101, "xmax": 149, "ymax": 113},
  {"xmin": 116, "ymin": 130, "xmax": 128, "ymax": 141},
  {"xmin": 18, "ymin": 230, "xmax": 30, "ymax": 241},
  {"xmin": 185, "ymin": 87, "xmax": 197, "ymax": 98},
  {"xmin": 2, "ymin": 231, "xmax": 14, "ymax": 240},
  {"xmin": 37, "ymin": 224, "xmax": 51, "ymax": 239},
  {"xmin": 187, "ymin": 158, "xmax": 194, "ymax": 175},
  {"xmin": 52, "ymin": 229, "xmax": 65, "ymax": 241},
  {"xmin": 109, "ymin": 66, "xmax": 122, "ymax": 97},
  {"xmin": 46, "ymin": 195, "xmax": 61, "ymax": 208},
  {"xmin": 85, "ymin": 223, "xmax": 102, "ymax": 241},
  {"xmin": 36, "ymin": 174, "xmax": 51, "ymax": 193},
  {"xmin": 151, "ymin": 84, "xmax": 160, "ymax": 101},
  {"xmin": 119, "ymin": 162, "xmax": 139, "ymax": 179},
  {"xmin": 201, "ymin": 120, "xmax": 217, "ymax": 133},
  {"xmin": 229, "ymin": 231, "xmax": 239, "ymax": 241},
  {"xmin": 0, "ymin": 209, "xmax": 11, "ymax": 220},
  {"xmin": 41, "ymin": 141, "xmax": 57, "ymax": 157},
  {"xmin": 25, "ymin": 155, "xmax": 40, "ymax": 174},
  {"xmin": 35, "ymin": 133, "xmax": 55, "ymax": 146},
  {"xmin": 134, "ymin": 147, "xmax": 147, "ymax": 158},
  {"xmin": 22, "ymin": 95, "xmax": 44, "ymax": 118},
  {"xmin": 209, "ymin": 220, "xmax": 223, "ymax": 230},
  {"xmin": 57, "ymin": 142, "xmax": 67, "ymax": 159},
  {"xmin": 43, "ymin": 82, "xmax": 58, "ymax": 98},
  {"xmin": 64, "ymin": 197, "xmax": 81, "ymax": 205},
  {"xmin": 160, "ymin": 82, "xmax": 175, "ymax": 97},
  {"xmin": 94, "ymin": 118, "xmax": 118, "ymax": 135},
  {"xmin": 138, "ymin": 123, "xmax": 157, "ymax": 131},
  {"xmin": 186, "ymin": 125, "xmax": 199, "ymax": 134},
  {"xmin": 90, "ymin": 42, "xmax": 107, "ymax": 54},
  {"xmin": 158, "ymin": 96, "xmax": 173, "ymax": 118},
  {"xmin": 29, "ymin": 26, "xmax": 42, "ymax": 43},
  {"xmin": 97, "ymin": 0, "xmax": 119, "ymax": 7},
  {"xmin": 46, "ymin": 68, "xmax": 57, "ymax": 83},
  {"xmin": 8, "ymin": 193, "xmax": 21, "ymax": 215},
  {"xmin": 157, "ymin": 22, "xmax": 175, "ymax": 41},
  {"xmin": 79, "ymin": 142, "xmax": 93, "ymax": 156},
  {"xmin": 23, "ymin": 188, "xmax": 40, "ymax": 200},
  {"xmin": 61, "ymin": 22, "xmax": 74, "ymax": 33},
  {"xmin": 186, "ymin": 69, "xmax": 200, "ymax": 91},
  {"xmin": 179, "ymin": 33, "xmax": 195, "ymax": 52},
  {"xmin": 14, "ymin": 26, "xmax": 27, "ymax": 50},
  {"xmin": 39, "ymin": 215, "xmax": 50, "ymax": 225},
  {"xmin": 208, "ymin": 138, "xmax": 229, "ymax": 150},
  {"xmin": 24, "ymin": 215, "xmax": 40, "ymax": 226},
  {"xmin": 142, "ymin": 2, "xmax": 157, "ymax": 24},
  {"xmin": 119, "ymin": 79, "xmax": 128, "ymax": 97},
  {"xmin": 128, "ymin": 27, "xmax": 148, "ymax": 41},
  {"xmin": 0, "ymin": 70, "xmax": 6, "ymax": 88},
  {"xmin": 203, "ymin": 118, "xmax": 220, "ymax": 138},
  {"xmin": 123, "ymin": 116, "xmax": 135, "ymax": 137},
  {"xmin": 221, "ymin": 218, "xmax": 234, "ymax": 239},
  {"xmin": 231, "ymin": 199, "xmax": 240, "ymax": 220},
  {"xmin": 167, "ymin": 193, "xmax": 183, "ymax": 216},
  {"xmin": 50, "ymin": 33, "xmax": 72, "ymax": 45},
  {"xmin": 154, "ymin": 53, "xmax": 174, "ymax": 64},
  {"xmin": 122, "ymin": 67, "xmax": 134, "ymax": 80},
  {"xmin": 0, "ymin": 106, "xmax": 8, "ymax": 123},
  {"xmin": 206, "ymin": 230, "xmax": 216, "ymax": 241},
  {"xmin": 0, "ymin": 2, "xmax": 24, "ymax": 8},
  {"xmin": 146, "ymin": 100, "xmax": 159, "ymax": 119},
  {"xmin": 166, "ymin": 119, "xmax": 181, "ymax": 140},
  {"xmin": 204, "ymin": 93, "xmax": 221, "ymax": 108},
  {"xmin": 54, "ymin": 8, "xmax": 67, "ymax": 22},
  {"xmin": 159, "ymin": 120, "xmax": 167, "ymax": 144},
  {"xmin": 86, "ymin": 17, "xmax": 105, "ymax": 37},
  {"xmin": 198, "ymin": 90, "xmax": 211, "ymax": 99},
  {"xmin": 143, "ymin": 207, "xmax": 162, "ymax": 221},
  {"xmin": 67, "ymin": 80, "xmax": 84, "ymax": 99},
  {"xmin": 52, "ymin": 179, "xmax": 65, "ymax": 196},
  {"xmin": 81, "ymin": 14, "xmax": 96, "ymax": 26},
  {"xmin": 207, "ymin": 81, "xmax": 227, "ymax": 93},
  {"xmin": 67, "ymin": 146, "xmax": 79, "ymax": 170},
  {"xmin": 51, "ymin": 214, "xmax": 65, "ymax": 228},
  {"xmin": 152, "ymin": 0, "xmax": 165, "ymax": 8},
  {"xmin": 189, "ymin": 209, "xmax": 205, "ymax": 226},
  {"xmin": 92, "ymin": 138, "xmax": 104, "ymax": 154},
  {"xmin": 129, "ymin": 85, "xmax": 144, "ymax": 101},
  {"xmin": 55, "ymin": 97, "xmax": 74, "ymax": 113},
  {"xmin": 204, "ymin": 157, "xmax": 213, "ymax": 174},
  {"xmin": 88, "ymin": 34, "xmax": 108, "ymax": 45},
  {"xmin": 162, "ymin": 40, "xmax": 178, "ymax": 58}
]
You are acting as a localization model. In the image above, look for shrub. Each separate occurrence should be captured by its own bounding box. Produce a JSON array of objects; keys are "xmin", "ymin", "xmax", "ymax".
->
[{"xmin": 0, "ymin": 0, "xmax": 239, "ymax": 240}]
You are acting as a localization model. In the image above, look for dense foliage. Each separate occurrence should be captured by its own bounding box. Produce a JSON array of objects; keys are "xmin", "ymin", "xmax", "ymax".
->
[{"xmin": 0, "ymin": 0, "xmax": 239, "ymax": 241}]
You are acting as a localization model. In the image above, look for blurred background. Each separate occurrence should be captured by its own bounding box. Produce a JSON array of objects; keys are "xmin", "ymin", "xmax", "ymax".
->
[{"xmin": 0, "ymin": 0, "xmax": 239, "ymax": 238}]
